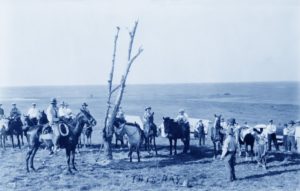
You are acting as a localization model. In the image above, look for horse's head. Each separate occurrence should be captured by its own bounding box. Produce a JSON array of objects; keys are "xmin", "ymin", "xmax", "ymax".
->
[
  {"xmin": 163, "ymin": 117, "xmax": 174, "ymax": 134},
  {"xmin": 78, "ymin": 109, "xmax": 97, "ymax": 127},
  {"xmin": 38, "ymin": 110, "xmax": 49, "ymax": 125},
  {"xmin": 213, "ymin": 114, "xmax": 222, "ymax": 128}
]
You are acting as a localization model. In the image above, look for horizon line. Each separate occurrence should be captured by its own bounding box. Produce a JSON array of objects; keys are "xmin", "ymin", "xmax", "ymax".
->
[{"xmin": 0, "ymin": 80, "xmax": 299, "ymax": 88}]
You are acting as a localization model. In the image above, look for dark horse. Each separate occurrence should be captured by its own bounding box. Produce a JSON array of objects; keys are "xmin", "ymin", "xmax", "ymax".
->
[
  {"xmin": 143, "ymin": 112, "xmax": 158, "ymax": 155},
  {"xmin": 7, "ymin": 116, "xmax": 24, "ymax": 149},
  {"xmin": 162, "ymin": 117, "xmax": 190, "ymax": 155},
  {"xmin": 236, "ymin": 126, "xmax": 255, "ymax": 159},
  {"xmin": 26, "ymin": 110, "xmax": 96, "ymax": 173},
  {"xmin": 210, "ymin": 114, "xmax": 225, "ymax": 159}
]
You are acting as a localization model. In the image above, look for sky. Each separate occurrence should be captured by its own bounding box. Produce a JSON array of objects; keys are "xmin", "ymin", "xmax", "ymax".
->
[{"xmin": 0, "ymin": 0, "xmax": 299, "ymax": 86}]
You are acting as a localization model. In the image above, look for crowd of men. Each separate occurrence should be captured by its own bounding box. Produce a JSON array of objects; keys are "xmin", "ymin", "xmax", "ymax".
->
[{"xmin": 0, "ymin": 99, "xmax": 90, "ymax": 126}]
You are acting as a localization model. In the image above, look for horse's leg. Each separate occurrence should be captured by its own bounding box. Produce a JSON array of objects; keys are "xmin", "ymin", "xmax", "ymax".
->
[
  {"xmin": 30, "ymin": 146, "xmax": 39, "ymax": 171},
  {"xmin": 128, "ymin": 146, "xmax": 133, "ymax": 162},
  {"xmin": 71, "ymin": 149, "xmax": 77, "ymax": 171},
  {"xmin": 153, "ymin": 137, "xmax": 158, "ymax": 155},
  {"xmin": 66, "ymin": 148, "xmax": 72, "ymax": 173},
  {"xmin": 137, "ymin": 147, "xmax": 141, "ymax": 162},
  {"xmin": 26, "ymin": 147, "xmax": 34, "ymax": 172},
  {"xmin": 21, "ymin": 132, "xmax": 24, "ymax": 146},
  {"xmin": 169, "ymin": 138, "xmax": 172, "ymax": 155},
  {"xmin": 213, "ymin": 141, "xmax": 216, "ymax": 159},
  {"xmin": 17, "ymin": 135, "xmax": 21, "ymax": 149},
  {"xmin": 174, "ymin": 139, "xmax": 177, "ymax": 155}
]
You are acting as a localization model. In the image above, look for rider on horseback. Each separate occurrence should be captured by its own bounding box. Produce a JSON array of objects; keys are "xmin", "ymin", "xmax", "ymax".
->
[
  {"xmin": 0, "ymin": 103, "xmax": 4, "ymax": 119},
  {"xmin": 143, "ymin": 106, "xmax": 157, "ymax": 135},
  {"xmin": 10, "ymin": 103, "xmax": 21, "ymax": 120},
  {"xmin": 175, "ymin": 109, "xmax": 189, "ymax": 126},
  {"xmin": 27, "ymin": 103, "xmax": 39, "ymax": 125},
  {"xmin": 116, "ymin": 106, "xmax": 126, "ymax": 124}
]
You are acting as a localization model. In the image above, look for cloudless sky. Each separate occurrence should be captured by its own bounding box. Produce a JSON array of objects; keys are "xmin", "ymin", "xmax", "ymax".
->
[{"xmin": 0, "ymin": 0, "xmax": 299, "ymax": 86}]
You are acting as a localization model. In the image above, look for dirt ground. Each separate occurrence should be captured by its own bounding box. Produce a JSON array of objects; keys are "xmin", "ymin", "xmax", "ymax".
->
[{"xmin": 0, "ymin": 137, "xmax": 299, "ymax": 191}]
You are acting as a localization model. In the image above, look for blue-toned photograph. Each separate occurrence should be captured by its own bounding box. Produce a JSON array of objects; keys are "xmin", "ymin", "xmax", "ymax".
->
[{"xmin": 0, "ymin": 0, "xmax": 299, "ymax": 190}]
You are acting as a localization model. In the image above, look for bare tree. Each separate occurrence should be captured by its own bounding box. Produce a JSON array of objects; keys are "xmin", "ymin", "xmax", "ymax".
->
[{"xmin": 102, "ymin": 21, "xmax": 143, "ymax": 160}]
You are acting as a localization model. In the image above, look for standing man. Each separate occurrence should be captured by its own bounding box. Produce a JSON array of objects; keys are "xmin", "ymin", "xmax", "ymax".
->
[
  {"xmin": 27, "ymin": 103, "xmax": 39, "ymax": 125},
  {"xmin": 266, "ymin": 119, "xmax": 279, "ymax": 151},
  {"xmin": 0, "ymin": 104, "xmax": 4, "ymax": 119},
  {"xmin": 286, "ymin": 120, "xmax": 296, "ymax": 152},
  {"xmin": 196, "ymin": 120, "xmax": 205, "ymax": 146},
  {"xmin": 220, "ymin": 119, "xmax": 237, "ymax": 182}
]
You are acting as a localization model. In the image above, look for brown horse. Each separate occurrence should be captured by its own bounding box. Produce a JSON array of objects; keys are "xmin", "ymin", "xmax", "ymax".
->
[
  {"xmin": 26, "ymin": 110, "xmax": 96, "ymax": 173},
  {"xmin": 7, "ymin": 117, "xmax": 24, "ymax": 149}
]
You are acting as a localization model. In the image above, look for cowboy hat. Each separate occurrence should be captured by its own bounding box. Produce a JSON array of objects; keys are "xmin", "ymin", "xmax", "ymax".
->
[
  {"xmin": 82, "ymin": 102, "xmax": 88, "ymax": 107},
  {"xmin": 50, "ymin": 98, "xmax": 57, "ymax": 104},
  {"xmin": 288, "ymin": 120, "xmax": 295, "ymax": 125},
  {"xmin": 227, "ymin": 118, "xmax": 236, "ymax": 125},
  {"xmin": 145, "ymin": 106, "xmax": 151, "ymax": 111},
  {"xmin": 269, "ymin": 119, "xmax": 273, "ymax": 123},
  {"xmin": 178, "ymin": 109, "xmax": 185, "ymax": 113},
  {"xmin": 12, "ymin": 103, "xmax": 16, "ymax": 106},
  {"xmin": 32, "ymin": 103, "xmax": 36, "ymax": 106}
]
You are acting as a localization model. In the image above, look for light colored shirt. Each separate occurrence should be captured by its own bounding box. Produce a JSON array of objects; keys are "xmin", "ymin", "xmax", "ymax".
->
[
  {"xmin": 265, "ymin": 124, "xmax": 276, "ymax": 134},
  {"xmin": 143, "ymin": 111, "xmax": 152, "ymax": 123},
  {"xmin": 27, "ymin": 107, "xmax": 39, "ymax": 119},
  {"xmin": 175, "ymin": 113, "xmax": 189, "ymax": 123},
  {"xmin": 283, "ymin": 128, "xmax": 288, "ymax": 136},
  {"xmin": 58, "ymin": 107, "xmax": 66, "ymax": 117},
  {"xmin": 46, "ymin": 105, "xmax": 58, "ymax": 124},
  {"xmin": 221, "ymin": 135, "xmax": 237, "ymax": 158},
  {"xmin": 65, "ymin": 108, "xmax": 73, "ymax": 118},
  {"xmin": 287, "ymin": 125, "xmax": 295, "ymax": 136}
]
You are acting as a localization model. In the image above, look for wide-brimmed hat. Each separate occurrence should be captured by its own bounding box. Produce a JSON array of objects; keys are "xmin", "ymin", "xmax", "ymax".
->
[
  {"xmin": 50, "ymin": 98, "xmax": 57, "ymax": 104},
  {"xmin": 12, "ymin": 103, "xmax": 16, "ymax": 106},
  {"xmin": 288, "ymin": 120, "xmax": 295, "ymax": 125},
  {"xmin": 179, "ymin": 109, "xmax": 185, "ymax": 113},
  {"xmin": 145, "ymin": 106, "xmax": 151, "ymax": 111},
  {"xmin": 32, "ymin": 103, "xmax": 36, "ymax": 106},
  {"xmin": 269, "ymin": 119, "xmax": 273, "ymax": 123},
  {"xmin": 82, "ymin": 102, "xmax": 88, "ymax": 107},
  {"xmin": 227, "ymin": 118, "xmax": 236, "ymax": 125}
]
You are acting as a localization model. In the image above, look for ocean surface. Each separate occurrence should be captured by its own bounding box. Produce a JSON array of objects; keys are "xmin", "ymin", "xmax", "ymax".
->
[{"xmin": 0, "ymin": 82, "xmax": 299, "ymax": 130}]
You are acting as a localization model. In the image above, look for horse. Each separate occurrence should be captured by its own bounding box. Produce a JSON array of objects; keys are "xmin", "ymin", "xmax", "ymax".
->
[
  {"xmin": 7, "ymin": 116, "xmax": 24, "ymax": 149},
  {"xmin": 114, "ymin": 120, "xmax": 143, "ymax": 162},
  {"xmin": 162, "ymin": 117, "xmax": 190, "ymax": 155},
  {"xmin": 236, "ymin": 126, "xmax": 255, "ymax": 159},
  {"xmin": 210, "ymin": 114, "xmax": 225, "ymax": 159},
  {"xmin": 143, "ymin": 112, "xmax": 158, "ymax": 155},
  {"xmin": 26, "ymin": 110, "xmax": 96, "ymax": 173},
  {"xmin": 0, "ymin": 118, "xmax": 9, "ymax": 149}
]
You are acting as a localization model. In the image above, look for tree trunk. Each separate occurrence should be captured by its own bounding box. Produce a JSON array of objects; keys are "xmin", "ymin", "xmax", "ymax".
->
[{"xmin": 102, "ymin": 21, "xmax": 143, "ymax": 160}]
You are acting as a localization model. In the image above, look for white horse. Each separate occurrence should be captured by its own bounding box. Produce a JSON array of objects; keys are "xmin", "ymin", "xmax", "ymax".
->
[
  {"xmin": 0, "ymin": 118, "xmax": 9, "ymax": 149},
  {"xmin": 114, "ymin": 122, "xmax": 144, "ymax": 162}
]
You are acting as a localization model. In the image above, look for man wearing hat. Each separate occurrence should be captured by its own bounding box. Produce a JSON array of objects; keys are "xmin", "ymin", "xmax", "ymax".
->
[
  {"xmin": 46, "ymin": 98, "xmax": 59, "ymax": 125},
  {"xmin": 27, "ymin": 103, "xmax": 39, "ymax": 125},
  {"xmin": 221, "ymin": 119, "xmax": 237, "ymax": 182},
  {"xmin": 143, "ymin": 106, "xmax": 153, "ymax": 124},
  {"xmin": 58, "ymin": 101, "xmax": 66, "ymax": 118},
  {"xmin": 286, "ymin": 120, "xmax": 296, "ymax": 152},
  {"xmin": 10, "ymin": 103, "xmax": 21, "ymax": 119},
  {"xmin": 175, "ymin": 109, "xmax": 189, "ymax": 124},
  {"xmin": 265, "ymin": 119, "xmax": 279, "ymax": 151},
  {"xmin": 0, "ymin": 104, "xmax": 4, "ymax": 119},
  {"xmin": 81, "ymin": 102, "xmax": 90, "ymax": 114}
]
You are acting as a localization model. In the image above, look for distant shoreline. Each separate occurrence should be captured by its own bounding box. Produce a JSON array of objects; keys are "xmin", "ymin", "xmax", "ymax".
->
[{"xmin": 0, "ymin": 81, "xmax": 299, "ymax": 88}]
